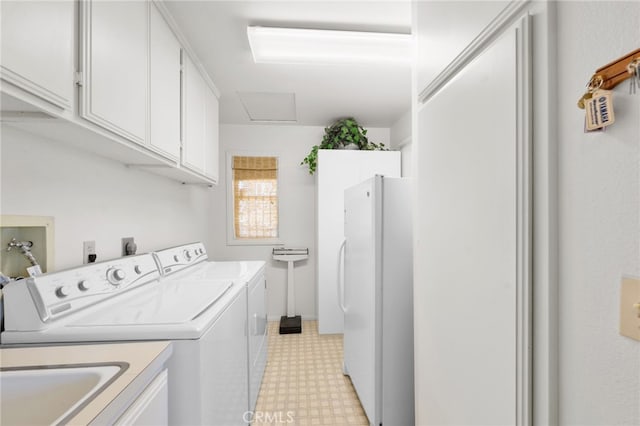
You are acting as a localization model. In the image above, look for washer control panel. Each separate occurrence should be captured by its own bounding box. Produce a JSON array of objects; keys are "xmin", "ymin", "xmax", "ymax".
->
[
  {"xmin": 153, "ymin": 242, "xmax": 207, "ymax": 276},
  {"xmin": 26, "ymin": 253, "xmax": 161, "ymax": 322}
]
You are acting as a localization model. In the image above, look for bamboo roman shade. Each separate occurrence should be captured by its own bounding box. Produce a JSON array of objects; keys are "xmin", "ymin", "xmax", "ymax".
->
[{"xmin": 232, "ymin": 156, "xmax": 278, "ymax": 239}]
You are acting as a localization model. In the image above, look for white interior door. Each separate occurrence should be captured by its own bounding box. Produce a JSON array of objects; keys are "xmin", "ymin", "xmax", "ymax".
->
[{"xmin": 414, "ymin": 18, "xmax": 531, "ymax": 425}]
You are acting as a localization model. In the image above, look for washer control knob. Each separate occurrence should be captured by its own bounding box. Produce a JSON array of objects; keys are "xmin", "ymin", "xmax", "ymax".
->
[
  {"xmin": 106, "ymin": 268, "xmax": 126, "ymax": 285},
  {"xmin": 55, "ymin": 286, "xmax": 70, "ymax": 298},
  {"xmin": 184, "ymin": 250, "xmax": 192, "ymax": 261},
  {"xmin": 77, "ymin": 280, "xmax": 91, "ymax": 291},
  {"xmin": 173, "ymin": 255, "xmax": 179, "ymax": 262},
  {"xmin": 134, "ymin": 265, "xmax": 142, "ymax": 275}
]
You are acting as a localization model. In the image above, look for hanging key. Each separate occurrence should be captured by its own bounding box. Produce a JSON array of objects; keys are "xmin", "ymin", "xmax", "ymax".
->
[
  {"xmin": 627, "ymin": 58, "xmax": 640, "ymax": 95},
  {"xmin": 578, "ymin": 75, "xmax": 603, "ymax": 109},
  {"xmin": 577, "ymin": 91, "xmax": 593, "ymax": 109}
]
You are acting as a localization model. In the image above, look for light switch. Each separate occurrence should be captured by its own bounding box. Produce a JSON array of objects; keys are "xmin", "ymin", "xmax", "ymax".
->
[{"xmin": 619, "ymin": 277, "xmax": 640, "ymax": 341}]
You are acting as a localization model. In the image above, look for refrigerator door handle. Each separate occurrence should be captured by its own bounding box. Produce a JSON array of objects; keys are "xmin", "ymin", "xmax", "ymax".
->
[{"xmin": 337, "ymin": 238, "xmax": 347, "ymax": 313}]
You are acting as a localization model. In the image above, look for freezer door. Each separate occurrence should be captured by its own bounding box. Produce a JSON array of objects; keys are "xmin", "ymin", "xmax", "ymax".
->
[{"xmin": 343, "ymin": 176, "xmax": 380, "ymax": 425}]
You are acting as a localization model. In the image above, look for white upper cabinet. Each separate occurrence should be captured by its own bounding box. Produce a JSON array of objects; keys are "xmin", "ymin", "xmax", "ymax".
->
[
  {"xmin": 182, "ymin": 51, "xmax": 219, "ymax": 182},
  {"xmin": 80, "ymin": 0, "xmax": 148, "ymax": 145},
  {"xmin": 1, "ymin": 0, "xmax": 219, "ymax": 185},
  {"xmin": 0, "ymin": 0, "xmax": 74, "ymax": 110},
  {"xmin": 149, "ymin": 3, "xmax": 181, "ymax": 162},
  {"xmin": 204, "ymin": 87, "xmax": 219, "ymax": 182},
  {"xmin": 182, "ymin": 52, "xmax": 206, "ymax": 175}
]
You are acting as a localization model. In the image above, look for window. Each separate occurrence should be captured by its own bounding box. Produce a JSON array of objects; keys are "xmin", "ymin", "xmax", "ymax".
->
[{"xmin": 227, "ymin": 154, "xmax": 279, "ymax": 244}]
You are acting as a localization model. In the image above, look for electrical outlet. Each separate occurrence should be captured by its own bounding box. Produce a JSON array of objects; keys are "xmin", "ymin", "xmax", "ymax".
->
[
  {"xmin": 121, "ymin": 237, "xmax": 137, "ymax": 256},
  {"xmin": 83, "ymin": 241, "xmax": 96, "ymax": 264}
]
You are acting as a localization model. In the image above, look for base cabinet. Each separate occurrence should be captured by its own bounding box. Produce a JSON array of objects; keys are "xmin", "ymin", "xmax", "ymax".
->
[{"xmin": 115, "ymin": 369, "xmax": 169, "ymax": 425}]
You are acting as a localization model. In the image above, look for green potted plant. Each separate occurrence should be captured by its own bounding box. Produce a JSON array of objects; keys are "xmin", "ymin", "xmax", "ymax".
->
[{"xmin": 301, "ymin": 117, "xmax": 387, "ymax": 174}]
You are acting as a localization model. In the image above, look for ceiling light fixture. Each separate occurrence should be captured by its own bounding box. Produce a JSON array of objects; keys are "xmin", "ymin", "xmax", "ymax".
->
[{"xmin": 247, "ymin": 26, "xmax": 412, "ymax": 65}]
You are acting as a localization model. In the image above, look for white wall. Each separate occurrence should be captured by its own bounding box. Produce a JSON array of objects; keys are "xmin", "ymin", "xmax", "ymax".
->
[
  {"xmin": 390, "ymin": 110, "xmax": 411, "ymax": 148},
  {"xmin": 390, "ymin": 110, "xmax": 412, "ymax": 177},
  {"xmin": 209, "ymin": 124, "xmax": 390, "ymax": 320},
  {"xmin": 557, "ymin": 2, "xmax": 640, "ymax": 425},
  {"xmin": 1, "ymin": 126, "xmax": 211, "ymax": 270}
]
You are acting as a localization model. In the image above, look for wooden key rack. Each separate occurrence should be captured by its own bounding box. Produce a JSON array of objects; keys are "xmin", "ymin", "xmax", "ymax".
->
[
  {"xmin": 578, "ymin": 47, "xmax": 640, "ymax": 109},
  {"xmin": 591, "ymin": 48, "xmax": 640, "ymax": 90}
]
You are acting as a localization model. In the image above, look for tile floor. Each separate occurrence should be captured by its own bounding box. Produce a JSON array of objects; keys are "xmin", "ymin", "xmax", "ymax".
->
[{"xmin": 253, "ymin": 320, "xmax": 369, "ymax": 426}]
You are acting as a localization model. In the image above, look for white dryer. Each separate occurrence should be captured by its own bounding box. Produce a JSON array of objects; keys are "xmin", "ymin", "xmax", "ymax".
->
[
  {"xmin": 153, "ymin": 246, "xmax": 268, "ymax": 416},
  {"xmin": 1, "ymin": 243, "xmax": 264, "ymax": 425},
  {"xmin": 174, "ymin": 258, "xmax": 268, "ymax": 412}
]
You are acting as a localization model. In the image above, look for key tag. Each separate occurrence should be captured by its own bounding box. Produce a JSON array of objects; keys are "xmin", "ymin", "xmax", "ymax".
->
[{"xmin": 585, "ymin": 89, "xmax": 615, "ymax": 131}]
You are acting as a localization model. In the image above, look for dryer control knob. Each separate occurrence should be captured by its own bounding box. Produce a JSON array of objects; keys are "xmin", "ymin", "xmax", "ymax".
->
[
  {"xmin": 78, "ymin": 280, "xmax": 91, "ymax": 291},
  {"xmin": 184, "ymin": 250, "xmax": 192, "ymax": 260},
  {"xmin": 134, "ymin": 265, "xmax": 142, "ymax": 275},
  {"xmin": 106, "ymin": 268, "xmax": 126, "ymax": 285},
  {"xmin": 55, "ymin": 286, "xmax": 70, "ymax": 298},
  {"xmin": 173, "ymin": 255, "xmax": 180, "ymax": 262}
]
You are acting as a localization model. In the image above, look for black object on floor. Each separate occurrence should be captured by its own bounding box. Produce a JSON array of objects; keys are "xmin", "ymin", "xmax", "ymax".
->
[{"xmin": 279, "ymin": 315, "xmax": 302, "ymax": 334}]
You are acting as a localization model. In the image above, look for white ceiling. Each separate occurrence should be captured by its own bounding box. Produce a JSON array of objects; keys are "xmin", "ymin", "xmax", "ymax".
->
[{"xmin": 164, "ymin": 1, "xmax": 412, "ymax": 128}]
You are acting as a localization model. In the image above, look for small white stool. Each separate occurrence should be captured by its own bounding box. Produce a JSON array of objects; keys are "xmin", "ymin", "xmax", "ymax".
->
[{"xmin": 273, "ymin": 248, "xmax": 309, "ymax": 334}]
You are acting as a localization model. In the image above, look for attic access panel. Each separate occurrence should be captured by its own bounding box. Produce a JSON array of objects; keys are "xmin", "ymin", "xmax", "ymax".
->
[{"xmin": 237, "ymin": 92, "xmax": 297, "ymax": 122}]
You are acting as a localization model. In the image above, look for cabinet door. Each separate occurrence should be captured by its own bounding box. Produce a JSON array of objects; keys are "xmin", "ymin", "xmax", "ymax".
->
[
  {"xmin": 0, "ymin": 0, "xmax": 74, "ymax": 109},
  {"xmin": 182, "ymin": 53, "xmax": 206, "ymax": 174},
  {"xmin": 149, "ymin": 3, "xmax": 180, "ymax": 161},
  {"xmin": 115, "ymin": 369, "xmax": 168, "ymax": 425},
  {"xmin": 415, "ymin": 20, "xmax": 530, "ymax": 425},
  {"xmin": 204, "ymin": 87, "xmax": 220, "ymax": 182},
  {"xmin": 81, "ymin": 0, "xmax": 147, "ymax": 145}
]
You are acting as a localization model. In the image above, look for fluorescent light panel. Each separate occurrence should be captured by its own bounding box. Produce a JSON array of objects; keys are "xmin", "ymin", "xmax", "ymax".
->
[{"xmin": 247, "ymin": 26, "xmax": 412, "ymax": 65}]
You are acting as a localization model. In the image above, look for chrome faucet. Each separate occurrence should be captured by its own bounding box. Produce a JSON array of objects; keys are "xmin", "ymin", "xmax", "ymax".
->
[{"xmin": 7, "ymin": 238, "xmax": 40, "ymax": 267}]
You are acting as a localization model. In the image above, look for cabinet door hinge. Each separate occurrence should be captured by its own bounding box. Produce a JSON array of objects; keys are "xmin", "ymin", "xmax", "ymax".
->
[{"xmin": 74, "ymin": 72, "xmax": 83, "ymax": 87}]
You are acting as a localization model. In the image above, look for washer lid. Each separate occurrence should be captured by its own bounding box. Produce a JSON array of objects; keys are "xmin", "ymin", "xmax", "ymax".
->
[{"xmin": 69, "ymin": 280, "xmax": 234, "ymax": 326}]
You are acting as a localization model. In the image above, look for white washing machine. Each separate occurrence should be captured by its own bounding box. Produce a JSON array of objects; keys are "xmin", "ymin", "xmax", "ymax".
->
[{"xmin": 1, "ymin": 242, "xmax": 265, "ymax": 425}]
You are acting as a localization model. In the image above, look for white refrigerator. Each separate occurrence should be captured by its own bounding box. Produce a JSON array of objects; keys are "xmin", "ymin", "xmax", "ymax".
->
[
  {"xmin": 340, "ymin": 175, "xmax": 414, "ymax": 426},
  {"xmin": 317, "ymin": 149, "xmax": 401, "ymax": 334}
]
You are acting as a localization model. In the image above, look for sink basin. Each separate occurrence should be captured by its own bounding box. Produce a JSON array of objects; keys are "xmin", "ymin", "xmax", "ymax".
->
[{"xmin": 1, "ymin": 363, "xmax": 126, "ymax": 425}]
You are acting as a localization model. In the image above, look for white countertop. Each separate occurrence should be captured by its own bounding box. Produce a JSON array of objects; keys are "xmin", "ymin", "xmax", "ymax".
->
[{"xmin": 0, "ymin": 341, "xmax": 172, "ymax": 425}]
